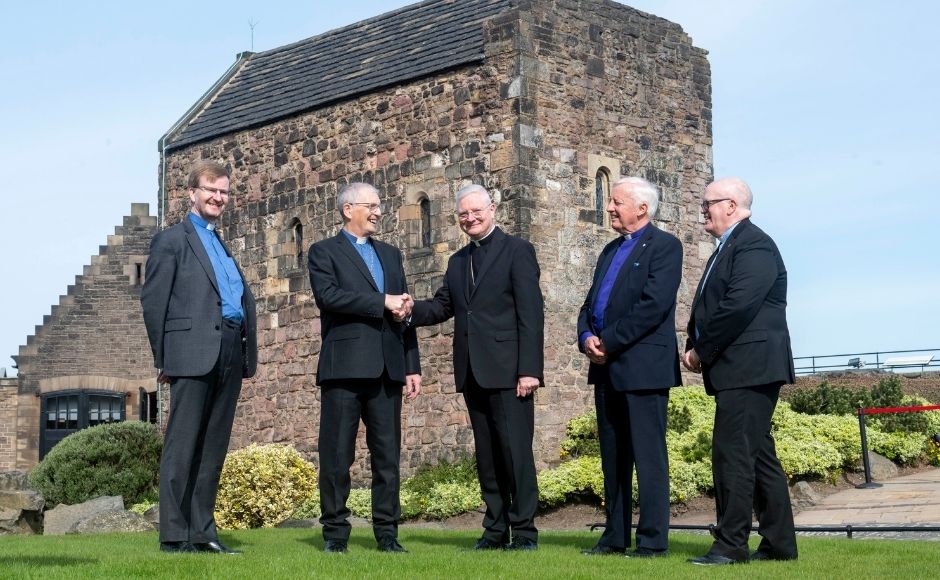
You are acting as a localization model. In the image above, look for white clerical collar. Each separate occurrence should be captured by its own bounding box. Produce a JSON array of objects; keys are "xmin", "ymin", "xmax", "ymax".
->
[{"xmin": 471, "ymin": 225, "xmax": 497, "ymax": 247}]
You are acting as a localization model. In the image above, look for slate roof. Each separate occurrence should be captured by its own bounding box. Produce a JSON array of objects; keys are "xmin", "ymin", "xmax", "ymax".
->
[{"xmin": 164, "ymin": 0, "xmax": 513, "ymax": 151}]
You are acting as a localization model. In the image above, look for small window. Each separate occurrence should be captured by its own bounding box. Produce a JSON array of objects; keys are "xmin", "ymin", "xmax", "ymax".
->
[
  {"xmin": 134, "ymin": 263, "xmax": 144, "ymax": 286},
  {"xmin": 595, "ymin": 168, "xmax": 610, "ymax": 225},
  {"xmin": 292, "ymin": 219, "xmax": 304, "ymax": 269},
  {"xmin": 420, "ymin": 198, "xmax": 431, "ymax": 248},
  {"xmin": 139, "ymin": 388, "xmax": 158, "ymax": 424}
]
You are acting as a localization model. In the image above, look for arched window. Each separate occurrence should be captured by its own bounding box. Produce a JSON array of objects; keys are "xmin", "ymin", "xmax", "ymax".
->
[
  {"xmin": 291, "ymin": 219, "xmax": 304, "ymax": 269},
  {"xmin": 595, "ymin": 168, "xmax": 610, "ymax": 225},
  {"xmin": 420, "ymin": 197, "xmax": 431, "ymax": 248},
  {"xmin": 40, "ymin": 390, "xmax": 126, "ymax": 458}
]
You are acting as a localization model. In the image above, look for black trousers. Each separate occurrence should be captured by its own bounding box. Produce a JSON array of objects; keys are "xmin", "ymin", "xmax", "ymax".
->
[
  {"xmin": 710, "ymin": 383, "xmax": 797, "ymax": 560},
  {"xmin": 159, "ymin": 319, "xmax": 243, "ymax": 544},
  {"xmin": 318, "ymin": 373, "xmax": 403, "ymax": 542},
  {"xmin": 464, "ymin": 370, "xmax": 538, "ymax": 543},
  {"xmin": 594, "ymin": 384, "xmax": 670, "ymax": 551}
]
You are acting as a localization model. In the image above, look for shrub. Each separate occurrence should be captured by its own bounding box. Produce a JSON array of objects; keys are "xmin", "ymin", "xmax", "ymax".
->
[
  {"xmin": 214, "ymin": 444, "xmax": 317, "ymax": 529},
  {"xmin": 28, "ymin": 421, "xmax": 161, "ymax": 507},
  {"xmin": 538, "ymin": 455, "xmax": 604, "ymax": 507},
  {"xmin": 559, "ymin": 410, "xmax": 599, "ymax": 458},
  {"xmin": 341, "ymin": 457, "xmax": 482, "ymax": 520},
  {"xmin": 788, "ymin": 376, "xmax": 929, "ymax": 435},
  {"xmin": 401, "ymin": 456, "xmax": 481, "ymax": 519}
]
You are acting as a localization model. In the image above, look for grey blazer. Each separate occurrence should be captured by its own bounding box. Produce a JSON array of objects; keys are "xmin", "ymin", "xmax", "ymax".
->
[{"xmin": 141, "ymin": 216, "xmax": 257, "ymax": 378}]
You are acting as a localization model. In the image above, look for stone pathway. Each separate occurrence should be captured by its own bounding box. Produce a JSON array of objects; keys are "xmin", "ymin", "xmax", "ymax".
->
[{"xmin": 673, "ymin": 467, "xmax": 940, "ymax": 540}]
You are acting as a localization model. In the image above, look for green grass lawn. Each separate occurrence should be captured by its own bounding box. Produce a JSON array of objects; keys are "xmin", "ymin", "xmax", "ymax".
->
[{"xmin": 1, "ymin": 528, "xmax": 937, "ymax": 579}]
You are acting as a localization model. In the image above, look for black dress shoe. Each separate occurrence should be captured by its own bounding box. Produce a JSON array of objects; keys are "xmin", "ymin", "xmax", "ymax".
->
[
  {"xmin": 750, "ymin": 550, "xmax": 797, "ymax": 561},
  {"xmin": 160, "ymin": 541, "xmax": 196, "ymax": 553},
  {"xmin": 324, "ymin": 539, "xmax": 349, "ymax": 553},
  {"xmin": 688, "ymin": 553, "xmax": 743, "ymax": 566},
  {"xmin": 581, "ymin": 544, "xmax": 625, "ymax": 556},
  {"xmin": 473, "ymin": 537, "xmax": 506, "ymax": 551},
  {"xmin": 377, "ymin": 537, "xmax": 408, "ymax": 553},
  {"xmin": 625, "ymin": 548, "xmax": 669, "ymax": 558},
  {"xmin": 506, "ymin": 537, "xmax": 538, "ymax": 551},
  {"xmin": 192, "ymin": 540, "xmax": 242, "ymax": 555}
]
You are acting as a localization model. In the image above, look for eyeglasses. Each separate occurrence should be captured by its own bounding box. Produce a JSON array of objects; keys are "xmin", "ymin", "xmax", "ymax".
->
[
  {"xmin": 195, "ymin": 185, "xmax": 230, "ymax": 197},
  {"xmin": 348, "ymin": 202, "xmax": 384, "ymax": 214},
  {"xmin": 457, "ymin": 207, "xmax": 491, "ymax": 221},
  {"xmin": 700, "ymin": 198, "xmax": 731, "ymax": 211}
]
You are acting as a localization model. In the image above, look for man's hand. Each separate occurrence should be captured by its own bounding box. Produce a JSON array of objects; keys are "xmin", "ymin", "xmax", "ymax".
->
[
  {"xmin": 682, "ymin": 349, "xmax": 702, "ymax": 373},
  {"xmin": 517, "ymin": 375, "xmax": 540, "ymax": 398},
  {"xmin": 405, "ymin": 374, "xmax": 422, "ymax": 400},
  {"xmin": 156, "ymin": 371, "xmax": 171, "ymax": 384},
  {"xmin": 583, "ymin": 335, "xmax": 607, "ymax": 365},
  {"xmin": 385, "ymin": 293, "xmax": 413, "ymax": 322}
]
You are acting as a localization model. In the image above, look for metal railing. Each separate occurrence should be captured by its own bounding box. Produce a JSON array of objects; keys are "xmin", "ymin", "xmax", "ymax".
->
[{"xmin": 794, "ymin": 348, "xmax": 940, "ymax": 376}]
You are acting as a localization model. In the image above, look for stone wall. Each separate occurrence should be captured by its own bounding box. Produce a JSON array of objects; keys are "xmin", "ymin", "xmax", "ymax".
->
[
  {"xmin": 12, "ymin": 204, "xmax": 159, "ymax": 468},
  {"xmin": 0, "ymin": 378, "xmax": 17, "ymax": 470},
  {"xmin": 160, "ymin": 0, "xmax": 712, "ymax": 479},
  {"xmin": 505, "ymin": 0, "xmax": 714, "ymax": 457}
]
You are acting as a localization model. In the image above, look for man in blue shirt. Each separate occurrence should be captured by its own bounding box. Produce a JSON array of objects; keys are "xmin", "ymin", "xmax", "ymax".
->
[
  {"xmin": 577, "ymin": 177, "xmax": 682, "ymax": 558},
  {"xmin": 141, "ymin": 160, "xmax": 257, "ymax": 555},
  {"xmin": 308, "ymin": 182, "xmax": 421, "ymax": 554}
]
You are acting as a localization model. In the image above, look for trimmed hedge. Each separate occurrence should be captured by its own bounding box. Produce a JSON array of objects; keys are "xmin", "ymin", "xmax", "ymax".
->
[{"xmin": 29, "ymin": 421, "xmax": 161, "ymax": 506}]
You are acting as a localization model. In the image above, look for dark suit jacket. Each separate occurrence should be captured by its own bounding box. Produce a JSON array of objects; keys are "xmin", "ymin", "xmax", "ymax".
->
[
  {"xmin": 410, "ymin": 227, "xmax": 544, "ymax": 391},
  {"xmin": 577, "ymin": 224, "xmax": 683, "ymax": 390},
  {"xmin": 686, "ymin": 219, "xmax": 795, "ymax": 393},
  {"xmin": 307, "ymin": 232, "xmax": 420, "ymax": 385},
  {"xmin": 141, "ymin": 216, "xmax": 258, "ymax": 378}
]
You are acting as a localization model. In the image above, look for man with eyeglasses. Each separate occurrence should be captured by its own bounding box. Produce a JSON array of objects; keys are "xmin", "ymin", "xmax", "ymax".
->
[
  {"xmin": 577, "ymin": 177, "xmax": 682, "ymax": 559},
  {"xmin": 409, "ymin": 184, "xmax": 544, "ymax": 551},
  {"xmin": 683, "ymin": 177, "xmax": 797, "ymax": 566},
  {"xmin": 141, "ymin": 160, "xmax": 257, "ymax": 555},
  {"xmin": 307, "ymin": 182, "xmax": 421, "ymax": 554}
]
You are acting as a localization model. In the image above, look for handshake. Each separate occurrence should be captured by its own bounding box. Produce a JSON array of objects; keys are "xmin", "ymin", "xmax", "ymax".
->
[{"xmin": 384, "ymin": 293, "xmax": 414, "ymax": 322}]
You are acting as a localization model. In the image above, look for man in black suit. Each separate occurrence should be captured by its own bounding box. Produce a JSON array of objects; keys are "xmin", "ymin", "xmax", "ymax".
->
[
  {"xmin": 409, "ymin": 184, "xmax": 543, "ymax": 551},
  {"xmin": 307, "ymin": 182, "xmax": 421, "ymax": 554},
  {"xmin": 683, "ymin": 177, "xmax": 797, "ymax": 565},
  {"xmin": 577, "ymin": 177, "xmax": 682, "ymax": 558},
  {"xmin": 141, "ymin": 160, "xmax": 257, "ymax": 555}
]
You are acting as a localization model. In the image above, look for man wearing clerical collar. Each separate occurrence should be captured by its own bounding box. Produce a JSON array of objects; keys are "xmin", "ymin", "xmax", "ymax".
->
[
  {"xmin": 577, "ymin": 177, "xmax": 683, "ymax": 559},
  {"xmin": 141, "ymin": 160, "xmax": 257, "ymax": 555},
  {"xmin": 409, "ymin": 184, "xmax": 544, "ymax": 552},
  {"xmin": 307, "ymin": 182, "xmax": 421, "ymax": 554}
]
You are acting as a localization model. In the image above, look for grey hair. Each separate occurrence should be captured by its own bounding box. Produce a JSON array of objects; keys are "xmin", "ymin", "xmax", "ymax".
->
[
  {"xmin": 336, "ymin": 182, "xmax": 379, "ymax": 219},
  {"xmin": 612, "ymin": 177, "xmax": 660, "ymax": 219},
  {"xmin": 455, "ymin": 183, "xmax": 492, "ymax": 208}
]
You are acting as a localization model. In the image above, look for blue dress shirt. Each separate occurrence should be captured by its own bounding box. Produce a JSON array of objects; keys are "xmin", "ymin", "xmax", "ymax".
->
[
  {"xmin": 188, "ymin": 213, "xmax": 245, "ymax": 322},
  {"xmin": 341, "ymin": 229, "xmax": 385, "ymax": 292}
]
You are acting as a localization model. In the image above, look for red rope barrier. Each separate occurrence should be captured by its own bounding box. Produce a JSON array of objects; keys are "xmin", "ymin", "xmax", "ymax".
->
[{"xmin": 857, "ymin": 404, "xmax": 940, "ymax": 416}]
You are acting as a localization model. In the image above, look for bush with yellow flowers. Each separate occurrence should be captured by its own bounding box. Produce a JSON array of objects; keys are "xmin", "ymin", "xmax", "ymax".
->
[{"xmin": 215, "ymin": 443, "xmax": 317, "ymax": 529}]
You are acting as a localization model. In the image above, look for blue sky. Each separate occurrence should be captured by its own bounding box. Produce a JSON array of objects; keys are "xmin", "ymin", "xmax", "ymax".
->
[{"xmin": 1, "ymin": 0, "xmax": 937, "ymax": 376}]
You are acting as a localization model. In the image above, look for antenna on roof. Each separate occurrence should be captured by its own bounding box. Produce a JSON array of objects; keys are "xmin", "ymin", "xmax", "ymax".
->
[{"xmin": 248, "ymin": 18, "xmax": 259, "ymax": 51}]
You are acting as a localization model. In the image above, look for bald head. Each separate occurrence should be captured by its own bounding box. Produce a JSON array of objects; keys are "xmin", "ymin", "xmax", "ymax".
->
[{"xmin": 701, "ymin": 177, "xmax": 753, "ymax": 238}]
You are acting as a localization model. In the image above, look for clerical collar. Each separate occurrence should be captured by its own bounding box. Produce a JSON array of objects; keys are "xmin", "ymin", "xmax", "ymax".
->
[
  {"xmin": 189, "ymin": 212, "xmax": 217, "ymax": 232},
  {"xmin": 621, "ymin": 222, "xmax": 649, "ymax": 241},
  {"xmin": 471, "ymin": 225, "xmax": 497, "ymax": 247},
  {"xmin": 341, "ymin": 228, "xmax": 370, "ymax": 245}
]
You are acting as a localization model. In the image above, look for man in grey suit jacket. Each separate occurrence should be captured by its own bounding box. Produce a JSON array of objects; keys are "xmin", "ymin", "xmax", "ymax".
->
[
  {"xmin": 141, "ymin": 160, "xmax": 257, "ymax": 555},
  {"xmin": 307, "ymin": 182, "xmax": 421, "ymax": 554},
  {"xmin": 683, "ymin": 177, "xmax": 797, "ymax": 565},
  {"xmin": 577, "ymin": 177, "xmax": 682, "ymax": 558}
]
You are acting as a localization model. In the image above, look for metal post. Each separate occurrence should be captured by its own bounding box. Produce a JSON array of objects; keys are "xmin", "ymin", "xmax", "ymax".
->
[{"xmin": 856, "ymin": 408, "xmax": 883, "ymax": 489}]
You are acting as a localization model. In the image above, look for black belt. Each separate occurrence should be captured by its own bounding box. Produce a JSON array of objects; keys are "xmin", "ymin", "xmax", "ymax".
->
[{"xmin": 222, "ymin": 318, "xmax": 243, "ymax": 329}]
